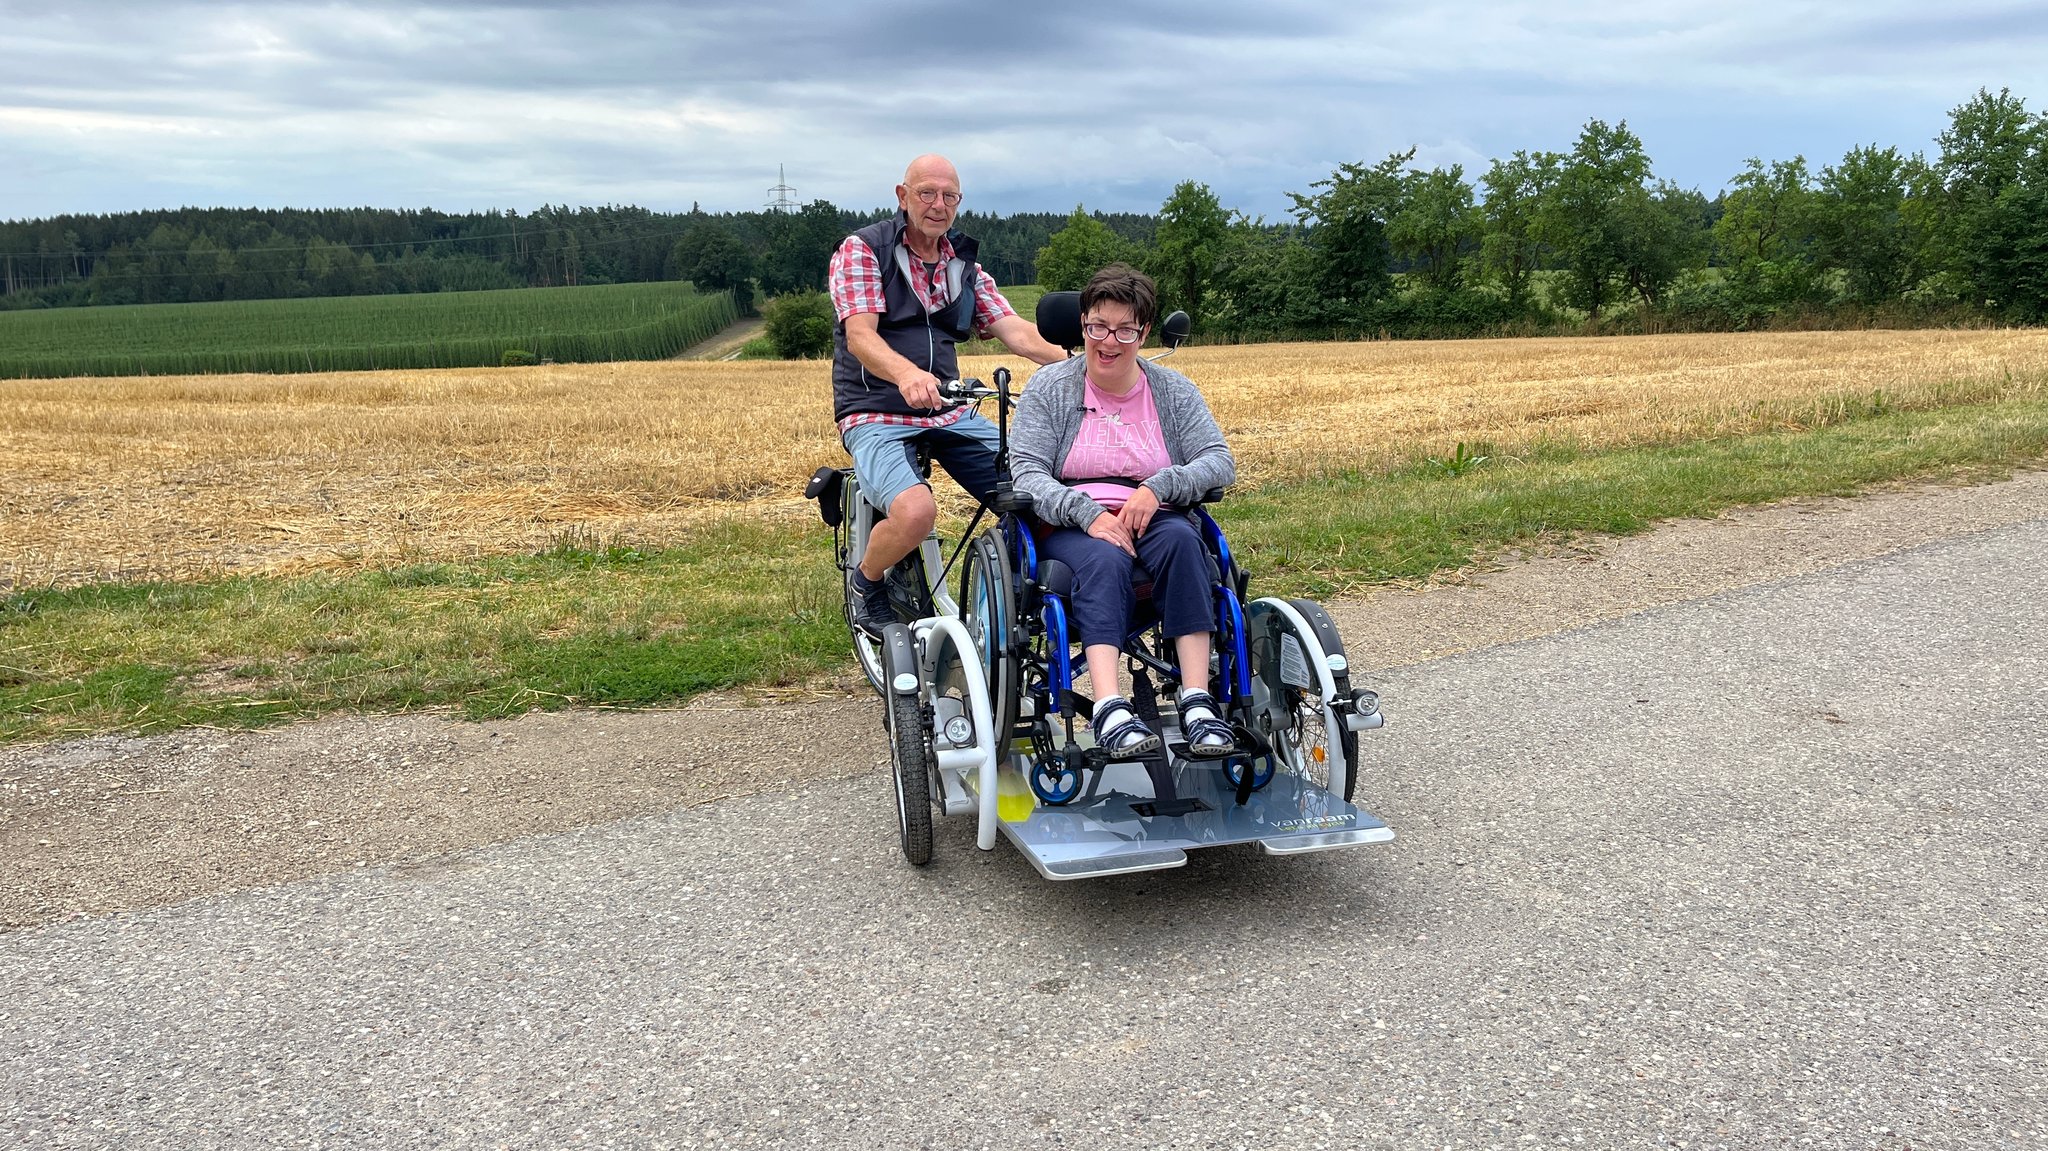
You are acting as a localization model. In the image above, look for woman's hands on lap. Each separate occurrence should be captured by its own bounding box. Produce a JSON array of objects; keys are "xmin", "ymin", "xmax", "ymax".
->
[
  {"xmin": 1087, "ymin": 511, "xmax": 1137, "ymax": 556},
  {"xmin": 1117, "ymin": 485, "xmax": 1160, "ymax": 538}
]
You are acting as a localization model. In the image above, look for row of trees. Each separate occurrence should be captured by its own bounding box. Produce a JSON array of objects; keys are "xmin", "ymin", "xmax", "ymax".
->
[
  {"xmin": 4, "ymin": 87, "xmax": 2040, "ymax": 335},
  {"xmin": 1035, "ymin": 87, "xmax": 2047, "ymax": 336},
  {"xmin": 0, "ymin": 199, "xmax": 1147, "ymax": 312}
]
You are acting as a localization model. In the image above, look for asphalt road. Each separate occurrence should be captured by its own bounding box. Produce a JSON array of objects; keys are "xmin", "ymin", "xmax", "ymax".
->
[{"xmin": 4, "ymin": 520, "xmax": 2044, "ymax": 1150}]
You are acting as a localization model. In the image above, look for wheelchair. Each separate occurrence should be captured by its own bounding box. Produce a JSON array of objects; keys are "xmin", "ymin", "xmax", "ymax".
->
[{"xmin": 806, "ymin": 293, "xmax": 1394, "ymax": 879}]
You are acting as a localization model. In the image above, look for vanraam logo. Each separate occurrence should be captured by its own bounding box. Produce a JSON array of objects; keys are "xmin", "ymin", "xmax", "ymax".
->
[{"xmin": 1273, "ymin": 813, "xmax": 1357, "ymax": 831}]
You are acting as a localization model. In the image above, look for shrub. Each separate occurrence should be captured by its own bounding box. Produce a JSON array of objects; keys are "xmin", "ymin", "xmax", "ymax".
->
[
  {"xmin": 501, "ymin": 349, "xmax": 540, "ymax": 367},
  {"xmin": 762, "ymin": 291, "xmax": 836, "ymax": 359}
]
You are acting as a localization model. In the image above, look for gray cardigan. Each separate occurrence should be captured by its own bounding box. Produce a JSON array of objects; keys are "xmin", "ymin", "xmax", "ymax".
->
[{"xmin": 1008, "ymin": 355, "xmax": 1237, "ymax": 530}]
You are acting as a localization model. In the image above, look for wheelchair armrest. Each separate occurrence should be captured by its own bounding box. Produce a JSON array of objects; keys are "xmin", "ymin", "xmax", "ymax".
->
[
  {"xmin": 1194, "ymin": 487, "xmax": 1227, "ymax": 505},
  {"xmin": 1039, "ymin": 558, "xmax": 1075, "ymax": 600},
  {"xmin": 988, "ymin": 484, "xmax": 1034, "ymax": 515}
]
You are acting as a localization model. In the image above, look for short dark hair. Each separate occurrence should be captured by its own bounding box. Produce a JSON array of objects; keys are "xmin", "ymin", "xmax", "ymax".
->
[{"xmin": 1079, "ymin": 263, "xmax": 1157, "ymax": 328}]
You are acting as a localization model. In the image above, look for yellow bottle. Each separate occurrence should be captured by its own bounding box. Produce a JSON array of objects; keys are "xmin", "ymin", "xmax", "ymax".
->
[{"xmin": 996, "ymin": 765, "xmax": 1037, "ymax": 823}]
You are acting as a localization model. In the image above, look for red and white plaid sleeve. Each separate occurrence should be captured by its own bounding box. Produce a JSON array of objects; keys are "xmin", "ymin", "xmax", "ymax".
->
[
  {"xmin": 828, "ymin": 237, "xmax": 885, "ymax": 322},
  {"xmin": 970, "ymin": 268, "xmax": 1018, "ymax": 337}
]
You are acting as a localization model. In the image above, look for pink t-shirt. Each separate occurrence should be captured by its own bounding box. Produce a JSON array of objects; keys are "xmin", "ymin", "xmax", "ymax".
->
[{"xmin": 1060, "ymin": 373, "xmax": 1171, "ymax": 511}]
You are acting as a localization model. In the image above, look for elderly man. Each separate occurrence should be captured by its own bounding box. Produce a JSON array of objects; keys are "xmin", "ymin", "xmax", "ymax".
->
[{"xmin": 828, "ymin": 153, "xmax": 1065, "ymax": 633}]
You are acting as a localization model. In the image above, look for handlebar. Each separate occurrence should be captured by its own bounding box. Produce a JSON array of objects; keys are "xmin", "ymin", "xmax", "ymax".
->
[{"xmin": 937, "ymin": 365, "xmax": 1013, "ymax": 403}]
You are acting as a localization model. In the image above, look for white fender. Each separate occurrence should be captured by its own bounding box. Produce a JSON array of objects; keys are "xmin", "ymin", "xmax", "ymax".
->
[
  {"xmin": 914, "ymin": 616, "xmax": 1001, "ymax": 851},
  {"xmin": 1246, "ymin": 597, "xmax": 1353, "ymax": 800}
]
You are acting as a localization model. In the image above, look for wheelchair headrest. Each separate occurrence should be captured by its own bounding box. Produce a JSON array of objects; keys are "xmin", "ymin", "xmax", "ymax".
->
[
  {"xmin": 1158, "ymin": 310, "xmax": 1191, "ymax": 350},
  {"xmin": 1036, "ymin": 290, "xmax": 1193, "ymax": 353},
  {"xmin": 1036, "ymin": 291, "xmax": 1083, "ymax": 350}
]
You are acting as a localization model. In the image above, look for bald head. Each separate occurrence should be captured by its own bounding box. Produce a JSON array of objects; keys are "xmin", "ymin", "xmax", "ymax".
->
[
  {"xmin": 903, "ymin": 154, "xmax": 958, "ymax": 187},
  {"xmin": 895, "ymin": 154, "xmax": 964, "ymax": 255}
]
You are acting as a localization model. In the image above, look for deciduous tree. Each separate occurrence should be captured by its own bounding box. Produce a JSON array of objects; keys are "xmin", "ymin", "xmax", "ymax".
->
[
  {"xmin": 1809, "ymin": 145, "xmax": 1917, "ymax": 305},
  {"xmin": 1388, "ymin": 164, "xmax": 1481, "ymax": 292},
  {"xmin": 1148, "ymin": 181, "xmax": 1231, "ymax": 329},
  {"xmin": 1479, "ymin": 151, "xmax": 1557, "ymax": 309},
  {"xmin": 1534, "ymin": 120, "xmax": 1652, "ymax": 320},
  {"xmin": 1035, "ymin": 206, "xmax": 1138, "ymax": 292},
  {"xmin": 1289, "ymin": 149, "xmax": 1411, "ymax": 318},
  {"xmin": 672, "ymin": 222, "xmax": 758, "ymax": 312}
]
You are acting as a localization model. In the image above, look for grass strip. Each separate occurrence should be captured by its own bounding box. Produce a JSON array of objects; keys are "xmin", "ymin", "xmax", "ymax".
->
[{"xmin": 4, "ymin": 397, "xmax": 2045, "ymax": 743}]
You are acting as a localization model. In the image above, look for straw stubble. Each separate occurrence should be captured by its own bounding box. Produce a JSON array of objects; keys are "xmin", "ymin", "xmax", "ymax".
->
[{"xmin": 4, "ymin": 329, "xmax": 2045, "ymax": 587}]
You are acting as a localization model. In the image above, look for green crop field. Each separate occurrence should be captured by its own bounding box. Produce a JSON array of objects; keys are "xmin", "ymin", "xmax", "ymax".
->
[{"xmin": 0, "ymin": 282, "xmax": 738, "ymax": 379}]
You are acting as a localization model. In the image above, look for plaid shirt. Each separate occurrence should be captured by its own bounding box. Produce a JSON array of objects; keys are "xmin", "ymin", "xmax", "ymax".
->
[{"xmin": 828, "ymin": 229, "xmax": 1018, "ymax": 433}]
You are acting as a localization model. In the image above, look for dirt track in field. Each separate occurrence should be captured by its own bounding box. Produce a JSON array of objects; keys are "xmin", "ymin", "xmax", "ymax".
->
[{"xmin": 6, "ymin": 467, "xmax": 2046, "ymax": 929}]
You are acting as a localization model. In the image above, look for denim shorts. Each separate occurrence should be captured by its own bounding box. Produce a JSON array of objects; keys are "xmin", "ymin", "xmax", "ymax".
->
[{"xmin": 841, "ymin": 412, "xmax": 1003, "ymax": 513}]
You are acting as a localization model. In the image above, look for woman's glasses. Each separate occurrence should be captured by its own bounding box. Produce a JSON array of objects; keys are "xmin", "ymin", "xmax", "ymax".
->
[{"xmin": 1082, "ymin": 322, "xmax": 1145, "ymax": 344}]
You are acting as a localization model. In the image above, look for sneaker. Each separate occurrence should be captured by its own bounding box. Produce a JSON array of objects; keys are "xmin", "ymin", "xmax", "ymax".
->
[{"xmin": 851, "ymin": 569, "xmax": 897, "ymax": 635}]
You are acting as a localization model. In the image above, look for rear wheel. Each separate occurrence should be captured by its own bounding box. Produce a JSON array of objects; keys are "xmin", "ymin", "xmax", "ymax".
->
[
  {"xmin": 839, "ymin": 474, "xmax": 887, "ymax": 695},
  {"xmin": 848, "ymin": 589, "xmax": 887, "ymax": 695},
  {"xmin": 844, "ymin": 549, "xmax": 930, "ymax": 699}
]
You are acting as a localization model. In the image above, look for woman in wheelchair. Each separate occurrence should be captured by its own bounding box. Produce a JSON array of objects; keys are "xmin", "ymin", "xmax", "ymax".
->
[{"xmin": 1008, "ymin": 264, "xmax": 1238, "ymax": 759}]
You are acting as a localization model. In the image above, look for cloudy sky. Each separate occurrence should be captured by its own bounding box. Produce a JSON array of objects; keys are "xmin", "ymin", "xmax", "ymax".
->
[{"xmin": 2, "ymin": 1, "xmax": 2043, "ymax": 223}]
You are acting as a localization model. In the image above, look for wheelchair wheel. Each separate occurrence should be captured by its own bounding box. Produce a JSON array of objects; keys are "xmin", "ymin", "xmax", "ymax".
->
[
  {"xmin": 1029, "ymin": 741, "xmax": 1084, "ymax": 805},
  {"xmin": 1246, "ymin": 600, "xmax": 1360, "ymax": 803},
  {"xmin": 959, "ymin": 530, "xmax": 1019, "ymax": 746}
]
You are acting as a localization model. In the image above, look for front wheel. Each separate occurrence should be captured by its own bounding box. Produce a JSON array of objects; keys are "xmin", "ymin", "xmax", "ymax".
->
[
  {"xmin": 880, "ymin": 624, "xmax": 935, "ymax": 865},
  {"xmin": 888, "ymin": 688, "xmax": 935, "ymax": 865},
  {"xmin": 1246, "ymin": 599, "xmax": 1360, "ymax": 802}
]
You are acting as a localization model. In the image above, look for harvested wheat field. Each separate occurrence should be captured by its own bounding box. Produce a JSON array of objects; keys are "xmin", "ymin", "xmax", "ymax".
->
[{"xmin": 4, "ymin": 328, "xmax": 2047, "ymax": 588}]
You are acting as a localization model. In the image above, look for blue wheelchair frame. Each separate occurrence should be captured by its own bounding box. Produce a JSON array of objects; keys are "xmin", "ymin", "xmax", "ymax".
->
[{"xmin": 999, "ymin": 501, "xmax": 1272, "ymax": 806}]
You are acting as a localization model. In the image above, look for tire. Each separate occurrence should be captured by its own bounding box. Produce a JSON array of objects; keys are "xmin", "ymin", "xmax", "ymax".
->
[
  {"xmin": 1246, "ymin": 601, "xmax": 1360, "ymax": 803},
  {"xmin": 841, "ymin": 511, "xmax": 932, "ymax": 699},
  {"xmin": 839, "ymin": 472, "xmax": 888, "ymax": 696},
  {"xmin": 886, "ymin": 681, "xmax": 935, "ymax": 866},
  {"xmin": 958, "ymin": 530, "xmax": 1018, "ymax": 746},
  {"xmin": 848, "ymin": 586, "xmax": 888, "ymax": 696}
]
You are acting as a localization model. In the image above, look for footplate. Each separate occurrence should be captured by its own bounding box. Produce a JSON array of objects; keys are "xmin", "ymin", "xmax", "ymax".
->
[{"xmin": 980, "ymin": 758, "xmax": 1395, "ymax": 881}]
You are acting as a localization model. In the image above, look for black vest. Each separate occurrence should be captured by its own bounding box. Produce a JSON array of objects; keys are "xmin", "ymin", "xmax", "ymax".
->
[{"xmin": 829, "ymin": 212, "xmax": 983, "ymax": 422}]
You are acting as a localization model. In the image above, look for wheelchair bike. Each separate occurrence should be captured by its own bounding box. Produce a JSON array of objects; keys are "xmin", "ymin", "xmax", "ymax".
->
[{"xmin": 805, "ymin": 294, "xmax": 1393, "ymax": 879}]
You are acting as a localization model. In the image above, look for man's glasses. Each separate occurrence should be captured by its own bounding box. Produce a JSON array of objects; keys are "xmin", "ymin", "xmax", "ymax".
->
[
  {"xmin": 912, "ymin": 188, "xmax": 962, "ymax": 206},
  {"xmin": 1083, "ymin": 322, "xmax": 1145, "ymax": 344}
]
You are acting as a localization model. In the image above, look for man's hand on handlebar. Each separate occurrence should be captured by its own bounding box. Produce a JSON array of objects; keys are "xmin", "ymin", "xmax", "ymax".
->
[
  {"xmin": 936, "ymin": 377, "xmax": 996, "ymax": 403},
  {"xmin": 896, "ymin": 370, "xmax": 945, "ymax": 412}
]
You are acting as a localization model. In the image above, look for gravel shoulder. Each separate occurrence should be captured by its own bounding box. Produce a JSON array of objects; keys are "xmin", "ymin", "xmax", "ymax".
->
[{"xmin": 6, "ymin": 468, "xmax": 2046, "ymax": 929}]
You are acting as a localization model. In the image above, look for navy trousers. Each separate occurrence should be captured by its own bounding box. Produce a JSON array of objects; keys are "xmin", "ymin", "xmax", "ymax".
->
[{"xmin": 1038, "ymin": 510, "xmax": 1216, "ymax": 650}]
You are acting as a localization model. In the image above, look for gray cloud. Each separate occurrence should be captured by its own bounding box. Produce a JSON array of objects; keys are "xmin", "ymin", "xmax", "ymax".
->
[{"xmin": 1, "ymin": 0, "xmax": 2042, "ymax": 222}]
